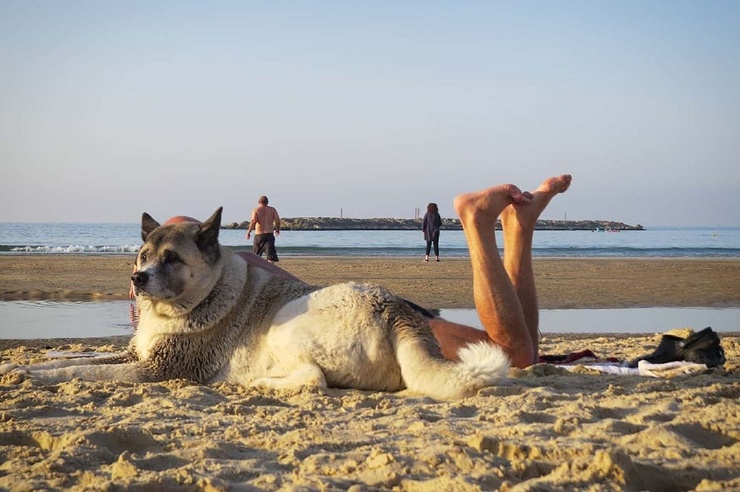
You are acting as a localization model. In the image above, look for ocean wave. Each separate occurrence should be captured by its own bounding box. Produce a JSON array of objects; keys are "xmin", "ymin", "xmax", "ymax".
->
[
  {"xmin": 2, "ymin": 245, "xmax": 141, "ymax": 254},
  {"xmin": 530, "ymin": 246, "xmax": 740, "ymax": 258},
  {"xmin": 233, "ymin": 245, "xmax": 740, "ymax": 258},
  {"xmin": 1, "ymin": 244, "xmax": 739, "ymax": 258}
]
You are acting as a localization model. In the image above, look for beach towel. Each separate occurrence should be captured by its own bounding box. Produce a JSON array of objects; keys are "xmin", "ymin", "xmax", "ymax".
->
[{"xmin": 559, "ymin": 359, "xmax": 710, "ymax": 378}]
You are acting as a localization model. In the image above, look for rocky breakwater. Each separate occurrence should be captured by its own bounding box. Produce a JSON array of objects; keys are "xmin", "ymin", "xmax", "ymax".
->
[{"xmin": 222, "ymin": 217, "xmax": 644, "ymax": 231}]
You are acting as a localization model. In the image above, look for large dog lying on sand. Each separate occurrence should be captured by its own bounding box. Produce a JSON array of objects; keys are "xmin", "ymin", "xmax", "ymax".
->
[{"xmin": 0, "ymin": 208, "xmax": 509, "ymax": 400}]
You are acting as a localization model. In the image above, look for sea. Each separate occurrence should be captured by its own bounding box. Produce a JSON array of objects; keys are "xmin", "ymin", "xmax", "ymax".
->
[
  {"xmin": 1, "ymin": 223, "xmax": 738, "ymax": 338},
  {"xmin": 1, "ymin": 223, "xmax": 739, "ymax": 258}
]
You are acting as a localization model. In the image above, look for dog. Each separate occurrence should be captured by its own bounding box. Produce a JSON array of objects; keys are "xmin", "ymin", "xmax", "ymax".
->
[{"xmin": 0, "ymin": 208, "xmax": 509, "ymax": 400}]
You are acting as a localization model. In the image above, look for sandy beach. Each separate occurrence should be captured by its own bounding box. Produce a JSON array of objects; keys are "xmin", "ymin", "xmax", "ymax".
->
[{"xmin": 1, "ymin": 256, "xmax": 738, "ymax": 490}]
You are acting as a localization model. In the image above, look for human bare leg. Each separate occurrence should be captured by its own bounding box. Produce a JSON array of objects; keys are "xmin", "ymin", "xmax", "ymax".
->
[
  {"xmin": 429, "ymin": 317, "xmax": 490, "ymax": 360},
  {"xmin": 500, "ymin": 175, "xmax": 572, "ymax": 358},
  {"xmin": 449, "ymin": 184, "xmax": 535, "ymax": 367}
]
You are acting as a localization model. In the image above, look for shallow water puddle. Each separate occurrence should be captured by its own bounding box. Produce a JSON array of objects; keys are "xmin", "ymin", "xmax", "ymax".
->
[
  {"xmin": 441, "ymin": 307, "xmax": 739, "ymax": 335},
  {"xmin": 0, "ymin": 301, "xmax": 737, "ymax": 339}
]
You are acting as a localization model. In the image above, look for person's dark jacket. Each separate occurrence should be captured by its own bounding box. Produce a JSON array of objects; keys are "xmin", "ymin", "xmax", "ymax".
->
[{"xmin": 422, "ymin": 212, "xmax": 442, "ymax": 241}]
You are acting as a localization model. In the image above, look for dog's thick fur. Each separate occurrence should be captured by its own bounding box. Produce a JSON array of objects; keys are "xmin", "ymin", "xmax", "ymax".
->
[{"xmin": 0, "ymin": 208, "xmax": 509, "ymax": 400}]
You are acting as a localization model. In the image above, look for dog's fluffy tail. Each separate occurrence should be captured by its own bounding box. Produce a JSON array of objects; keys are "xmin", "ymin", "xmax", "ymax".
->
[{"xmin": 396, "ymin": 339, "xmax": 510, "ymax": 400}]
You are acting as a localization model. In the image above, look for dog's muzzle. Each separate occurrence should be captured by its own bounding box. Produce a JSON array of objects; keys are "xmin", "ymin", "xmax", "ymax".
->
[{"xmin": 131, "ymin": 271, "xmax": 149, "ymax": 289}]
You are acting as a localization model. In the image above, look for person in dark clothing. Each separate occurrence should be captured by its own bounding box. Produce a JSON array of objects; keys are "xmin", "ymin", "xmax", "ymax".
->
[{"xmin": 422, "ymin": 202, "xmax": 443, "ymax": 262}]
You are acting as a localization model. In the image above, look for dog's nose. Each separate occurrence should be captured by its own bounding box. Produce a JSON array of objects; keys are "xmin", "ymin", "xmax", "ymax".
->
[{"xmin": 131, "ymin": 271, "xmax": 149, "ymax": 288}]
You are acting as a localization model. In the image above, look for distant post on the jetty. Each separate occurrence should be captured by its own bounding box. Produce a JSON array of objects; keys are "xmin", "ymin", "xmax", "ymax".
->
[
  {"xmin": 414, "ymin": 207, "xmax": 420, "ymax": 220},
  {"xmin": 340, "ymin": 208, "xmax": 343, "ymax": 218}
]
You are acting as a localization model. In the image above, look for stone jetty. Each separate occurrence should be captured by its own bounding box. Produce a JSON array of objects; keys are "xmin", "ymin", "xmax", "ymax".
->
[{"xmin": 222, "ymin": 217, "xmax": 644, "ymax": 231}]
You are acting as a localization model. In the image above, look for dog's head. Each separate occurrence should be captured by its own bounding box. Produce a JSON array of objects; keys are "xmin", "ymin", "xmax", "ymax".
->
[{"xmin": 131, "ymin": 207, "xmax": 224, "ymax": 305}]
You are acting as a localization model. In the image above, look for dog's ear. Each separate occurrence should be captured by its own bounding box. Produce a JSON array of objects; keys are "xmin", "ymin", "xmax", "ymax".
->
[
  {"xmin": 141, "ymin": 213, "xmax": 161, "ymax": 242},
  {"xmin": 197, "ymin": 207, "xmax": 222, "ymax": 251}
]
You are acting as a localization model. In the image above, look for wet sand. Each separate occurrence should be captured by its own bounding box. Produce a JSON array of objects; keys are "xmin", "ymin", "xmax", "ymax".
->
[
  {"xmin": 1, "ymin": 255, "xmax": 739, "ymax": 309},
  {"xmin": 1, "ymin": 255, "xmax": 738, "ymax": 490}
]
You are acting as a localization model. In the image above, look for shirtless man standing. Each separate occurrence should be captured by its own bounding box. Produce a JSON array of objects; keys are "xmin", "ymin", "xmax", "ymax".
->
[{"xmin": 246, "ymin": 195, "xmax": 281, "ymax": 263}]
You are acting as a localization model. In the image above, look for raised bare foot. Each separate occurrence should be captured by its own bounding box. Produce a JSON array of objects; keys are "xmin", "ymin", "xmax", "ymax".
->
[
  {"xmin": 453, "ymin": 183, "xmax": 531, "ymax": 228},
  {"xmin": 501, "ymin": 174, "xmax": 572, "ymax": 230}
]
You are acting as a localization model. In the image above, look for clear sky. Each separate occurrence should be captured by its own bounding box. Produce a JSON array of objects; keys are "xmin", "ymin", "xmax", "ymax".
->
[{"xmin": 1, "ymin": 1, "xmax": 738, "ymax": 227}]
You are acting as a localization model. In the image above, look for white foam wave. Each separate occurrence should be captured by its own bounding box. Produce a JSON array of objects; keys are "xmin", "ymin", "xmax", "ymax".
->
[{"xmin": 10, "ymin": 245, "xmax": 141, "ymax": 254}]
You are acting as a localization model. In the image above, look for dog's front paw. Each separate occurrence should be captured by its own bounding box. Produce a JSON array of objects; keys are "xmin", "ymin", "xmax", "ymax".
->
[
  {"xmin": 0, "ymin": 363, "xmax": 20, "ymax": 375},
  {"xmin": 0, "ymin": 365, "xmax": 28, "ymax": 384}
]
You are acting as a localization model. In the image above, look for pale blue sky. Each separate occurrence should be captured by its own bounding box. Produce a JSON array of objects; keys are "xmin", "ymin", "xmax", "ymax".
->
[{"xmin": 1, "ymin": 1, "xmax": 738, "ymax": 226}]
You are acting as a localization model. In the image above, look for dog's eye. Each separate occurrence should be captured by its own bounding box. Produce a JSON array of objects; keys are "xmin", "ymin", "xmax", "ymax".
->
[
  {"xmin": 139, "ymin": 252, "xmax": 148, "ymax": 263},
  {"xmin": 163, "ymin": 251, "xmax": 182, "ymax": 264}
]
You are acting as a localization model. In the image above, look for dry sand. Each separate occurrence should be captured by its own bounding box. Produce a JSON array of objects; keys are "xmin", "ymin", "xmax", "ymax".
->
[{"xmin": 0, "ymin": 256, "xmax": 738, "ymax": 491}]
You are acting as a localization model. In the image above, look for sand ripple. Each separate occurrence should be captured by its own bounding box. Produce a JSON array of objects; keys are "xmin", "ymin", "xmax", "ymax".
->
[{"xmin": 0, "ymin": 333, "xmax": 738, "ymax": 491}]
